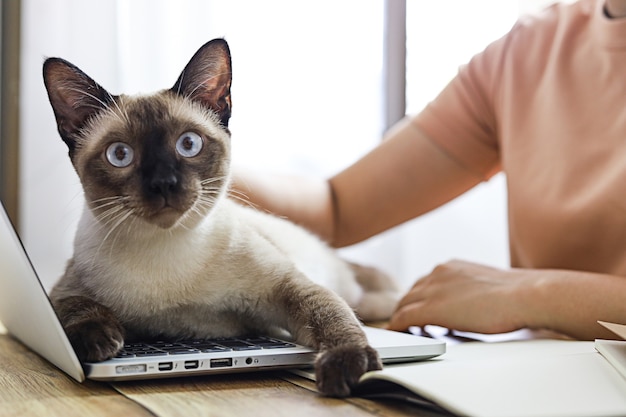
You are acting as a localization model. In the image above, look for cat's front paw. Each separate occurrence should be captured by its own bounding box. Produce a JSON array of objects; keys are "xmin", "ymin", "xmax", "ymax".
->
[
  {"xmin": 314, "ymin": 344, "xmax": 382, "ymax": 397},
  {"xmin": 65, "ymin": 317, "xmax": 125, "ymax": 362}
]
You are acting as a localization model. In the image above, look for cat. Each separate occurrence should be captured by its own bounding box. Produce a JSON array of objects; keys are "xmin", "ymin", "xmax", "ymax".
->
[{"xmin": 43, "ymin": 39, "xmax": 399, "ymax": 398}]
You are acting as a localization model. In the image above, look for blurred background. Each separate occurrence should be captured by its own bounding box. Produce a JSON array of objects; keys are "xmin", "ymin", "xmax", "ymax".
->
[{"xmin": 1, "ymin": 0, "xmax": 562, "ymax": 291}]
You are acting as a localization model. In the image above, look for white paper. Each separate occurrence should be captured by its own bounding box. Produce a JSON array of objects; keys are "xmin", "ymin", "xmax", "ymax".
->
[{"xmin": 360, "ymin": 340, "xmax": 626, "ymax": 417}]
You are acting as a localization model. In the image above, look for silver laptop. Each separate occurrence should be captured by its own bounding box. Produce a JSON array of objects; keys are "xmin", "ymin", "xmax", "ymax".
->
[{"xmin": 0, "ymin": 202, "xmax": 445, "ymax": 382}]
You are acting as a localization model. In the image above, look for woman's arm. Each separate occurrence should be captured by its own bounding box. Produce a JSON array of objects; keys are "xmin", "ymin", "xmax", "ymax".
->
[
  {"xmin": 230, "ymin": 168, "xmax": 336, "ymax": 242},
  {"xmin": 388, "ymin": 259, "xmax": 626, "ymax": 340},
  {"xmin": 328, "ymin": 118, "xmax": 484, "ymax": 247},
  {"xmin": 232, "ymin": 118, "xmax": 484, "ymax": 247}
]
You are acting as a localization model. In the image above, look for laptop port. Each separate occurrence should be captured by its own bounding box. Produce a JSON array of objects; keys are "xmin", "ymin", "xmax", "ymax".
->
[
  {"xmin": 184, "ymin": 360, "xmax": 199, "ymax": 369},
  {"xmin": 158, "ymin": 362, "xmax": 173, "ymax": 371},
  {"xmin": 210, "ymin": 358, "xmax": 233, "ymax": 368}
]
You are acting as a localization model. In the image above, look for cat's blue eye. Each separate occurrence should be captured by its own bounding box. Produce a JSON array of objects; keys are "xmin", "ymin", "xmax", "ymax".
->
[
  {"xmin": 105, "ymin": 142, "xmax": 134, "ymax": 168},
  {"xmin": 176, "ymin": 132, "xmax": 203, "ymax": 158}
]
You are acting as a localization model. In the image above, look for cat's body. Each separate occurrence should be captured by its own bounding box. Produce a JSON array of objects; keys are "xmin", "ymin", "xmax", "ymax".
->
[
  {"xmin": 58, "ymin": 197, "xmax": 369, "ymax": 341},
  {"xmin": 44, "ymin": 39, "xmax": 398, "ymax": 397}
]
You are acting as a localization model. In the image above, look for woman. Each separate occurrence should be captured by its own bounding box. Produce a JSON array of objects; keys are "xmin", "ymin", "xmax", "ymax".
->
[{"xmin": 233, "ymin": 0, "xmax": 626, "ymax": 340}]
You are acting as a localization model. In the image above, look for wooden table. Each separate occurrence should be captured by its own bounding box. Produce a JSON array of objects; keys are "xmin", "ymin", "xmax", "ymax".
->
[{"xmin": 0, "ymin": 323, "xmax": 441, "ymax": 417}]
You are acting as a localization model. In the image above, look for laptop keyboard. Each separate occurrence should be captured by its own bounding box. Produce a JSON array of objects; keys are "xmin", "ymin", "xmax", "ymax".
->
[{"xmin": 115, "ymin": 336, "xmax": 297, "ymax": 359}]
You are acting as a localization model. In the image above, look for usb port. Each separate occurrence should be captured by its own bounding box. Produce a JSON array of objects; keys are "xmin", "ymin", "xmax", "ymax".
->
[
  {"xmin": 184, "ymin": 360, "xmax": 199, "ymax": 369},
  {"xmin": 210, "ymin": 358, "xmax": 233, "ymax": 368},
  {"xmin": 158, "ymin": 362, "xmax": 173, "ymax": 371}
]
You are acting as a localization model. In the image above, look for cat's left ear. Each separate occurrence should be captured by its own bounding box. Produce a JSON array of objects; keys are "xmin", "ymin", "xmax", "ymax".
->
[
  {"xmin": 43, "ymin": 58, "xmax": 115, "ymax": 155},
  {"xmin": 172, "ymin": 39, "xmax": 232, "ymax": 127}
]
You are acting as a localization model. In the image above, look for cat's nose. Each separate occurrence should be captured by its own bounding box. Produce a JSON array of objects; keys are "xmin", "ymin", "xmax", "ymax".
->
[{"xmin": 150, "ymin": 174, "xmax": 178, "ymax": 197}]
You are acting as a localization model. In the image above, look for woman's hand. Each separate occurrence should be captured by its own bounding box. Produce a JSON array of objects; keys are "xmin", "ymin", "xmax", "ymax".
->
[
  {"xmin": 388, "ymin": 259, "xmax": 626, "ymax": 340},
  {"xmin": 388, "ymin": 259, "xmax": 531, "ymax": 334}
]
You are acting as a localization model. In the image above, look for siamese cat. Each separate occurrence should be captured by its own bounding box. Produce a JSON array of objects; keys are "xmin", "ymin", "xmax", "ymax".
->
[{"xmin": 43, "ymin": 39, "xmax": 399, "ymax": 397}]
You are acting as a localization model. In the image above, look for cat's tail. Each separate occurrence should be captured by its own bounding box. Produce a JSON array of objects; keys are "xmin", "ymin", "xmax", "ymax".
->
[{"xmin": 347, "ymin": 262, "xmax": 401, "ymax": 322}]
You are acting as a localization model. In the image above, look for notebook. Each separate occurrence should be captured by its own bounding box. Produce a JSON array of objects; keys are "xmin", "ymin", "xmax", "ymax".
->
[
  {"xmin": 0, "ymin": 201, "xmax": 445, "ymax": 382},
  {"xmin": 595, "ymin": 321, "xmax": 626, "ymax": 381},
  {"xmin": 294, "ymin": 339, "xmax": 626, "ymax": 417}
]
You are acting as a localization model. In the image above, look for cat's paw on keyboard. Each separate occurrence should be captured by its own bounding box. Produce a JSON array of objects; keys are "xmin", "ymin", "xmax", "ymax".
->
[{"xmin": 66, "ymin": 318, "xmax": 125, "ymax": 362}]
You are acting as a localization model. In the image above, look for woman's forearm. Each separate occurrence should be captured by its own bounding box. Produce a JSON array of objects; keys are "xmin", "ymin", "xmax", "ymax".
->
[{"xmin": 519, "ymin": 268, "xmax": 626, "ymax": 340}]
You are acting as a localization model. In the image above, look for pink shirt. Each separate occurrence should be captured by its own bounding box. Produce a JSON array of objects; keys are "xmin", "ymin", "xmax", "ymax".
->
[{"xmin": 412, "ymin": 0, "xmax": 626, "ymax": 274}]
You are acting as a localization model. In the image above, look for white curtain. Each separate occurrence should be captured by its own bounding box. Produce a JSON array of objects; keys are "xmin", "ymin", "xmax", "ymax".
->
[{"xmin": 20, "ymin": 0, "xmax": 556, "ymax": 291}]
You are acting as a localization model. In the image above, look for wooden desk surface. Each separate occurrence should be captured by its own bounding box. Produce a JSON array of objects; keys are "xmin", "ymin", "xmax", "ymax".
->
[{"xmin": 0, "ymin": 323, "xmax": 440, "ymax": 417}]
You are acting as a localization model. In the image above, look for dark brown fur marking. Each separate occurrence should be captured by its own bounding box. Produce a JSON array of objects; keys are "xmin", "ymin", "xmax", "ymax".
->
[{"xmin": 52, "ymin": 295, "xmax": 125, "ymax": 362}]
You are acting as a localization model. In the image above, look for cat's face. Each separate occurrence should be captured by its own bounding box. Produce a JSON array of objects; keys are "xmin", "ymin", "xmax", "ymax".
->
[
  {"xmin": 43, "ymin": 40, "xmax": 232, "ymax": 230},
  {"xmin": 68, "ymin": 92, "xmax": 231, "ymax": 230}
]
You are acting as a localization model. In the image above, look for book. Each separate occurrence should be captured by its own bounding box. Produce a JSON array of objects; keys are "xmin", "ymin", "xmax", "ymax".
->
[
  {"xmin": 294, "ymin": 339, "xmax": 626, "ymax": 417},
  {"xmin": 595, "ymin": 321, "xmax": 626, "ymax": 382}
]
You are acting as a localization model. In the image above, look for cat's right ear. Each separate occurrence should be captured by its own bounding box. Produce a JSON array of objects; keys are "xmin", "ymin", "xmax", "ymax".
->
[{"xmin": 43, "ymin": 58, "xmax": 114, "ymax": 155}]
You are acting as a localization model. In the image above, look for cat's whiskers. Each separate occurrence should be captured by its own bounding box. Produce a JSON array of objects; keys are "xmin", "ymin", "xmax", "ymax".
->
[
  {"xmin": 83, "ymin": 195, "xmax": 137, "ymax": 267},
  {"xmin": 192, "ymin": 191, "xmax": 220, "ymax": 216},
  {"xmin": 189, "ymin": 186, "xmax": 226, "ymax": 218},
  {"xmin": 199, "ymin": 176, "xmax": 257, "ymax": 210},
  {"xmin": 90, "ymin": 195, "xmax": 122, "ymax": 204},
  {"xmin": 91, "ymin": 207, "xmax": 135, "ymax": 266},
  {"xmin": 175, "ymin": 69, "xmax": 186, "ymax": 96},
  {"xmin": 227, "ymin": 188, "xmax": 258, "ymax": 210},
  {"xmin": 90, "ymin": 196, "xmax": 132, "ymax": 225},
  {"xmin": 188, "ymin": 199, "xmax": 208, "ymax": 218},
  {"xmin": 198, "ymin": 177, "xmax": 227, "ymax": 200},
  {"xmin": 93, "ymin": 206, "xmax": 132, "ymax": 239},
  {"xmin": 88, "ymin": 209, "xmax": 135, "ymax": 267},
  {"xmin": 104, "ymin": 213, "xmax": 139, "ymax": 259},
  {"xmin": 94, "ymin": 206, "xmax": 125, "ymax": 227},
  {"xmin": 90, "ymin": 202, "xmax": 122, "ymax": 214},
  {"xmin": 107, "ymin": 91, "xmax": 132, "ymax": 127},
  {"xmin": 200, "ymin": 175, "xmax": 227, "ymax": 187},
  {"xmin": 198, "ymin": 187, "xmax": 222, "ymax": 201}
]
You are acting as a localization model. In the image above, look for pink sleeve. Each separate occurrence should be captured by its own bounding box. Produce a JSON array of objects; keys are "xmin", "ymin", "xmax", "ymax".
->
[{"xmin": 410, "ymin": 29, "xmax": 514, "ymax": 181}]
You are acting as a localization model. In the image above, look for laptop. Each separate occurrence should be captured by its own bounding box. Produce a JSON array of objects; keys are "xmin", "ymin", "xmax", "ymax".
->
[{"xmin": 0, "ymin": 201, "xmax": 445, "ymax": 382}]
